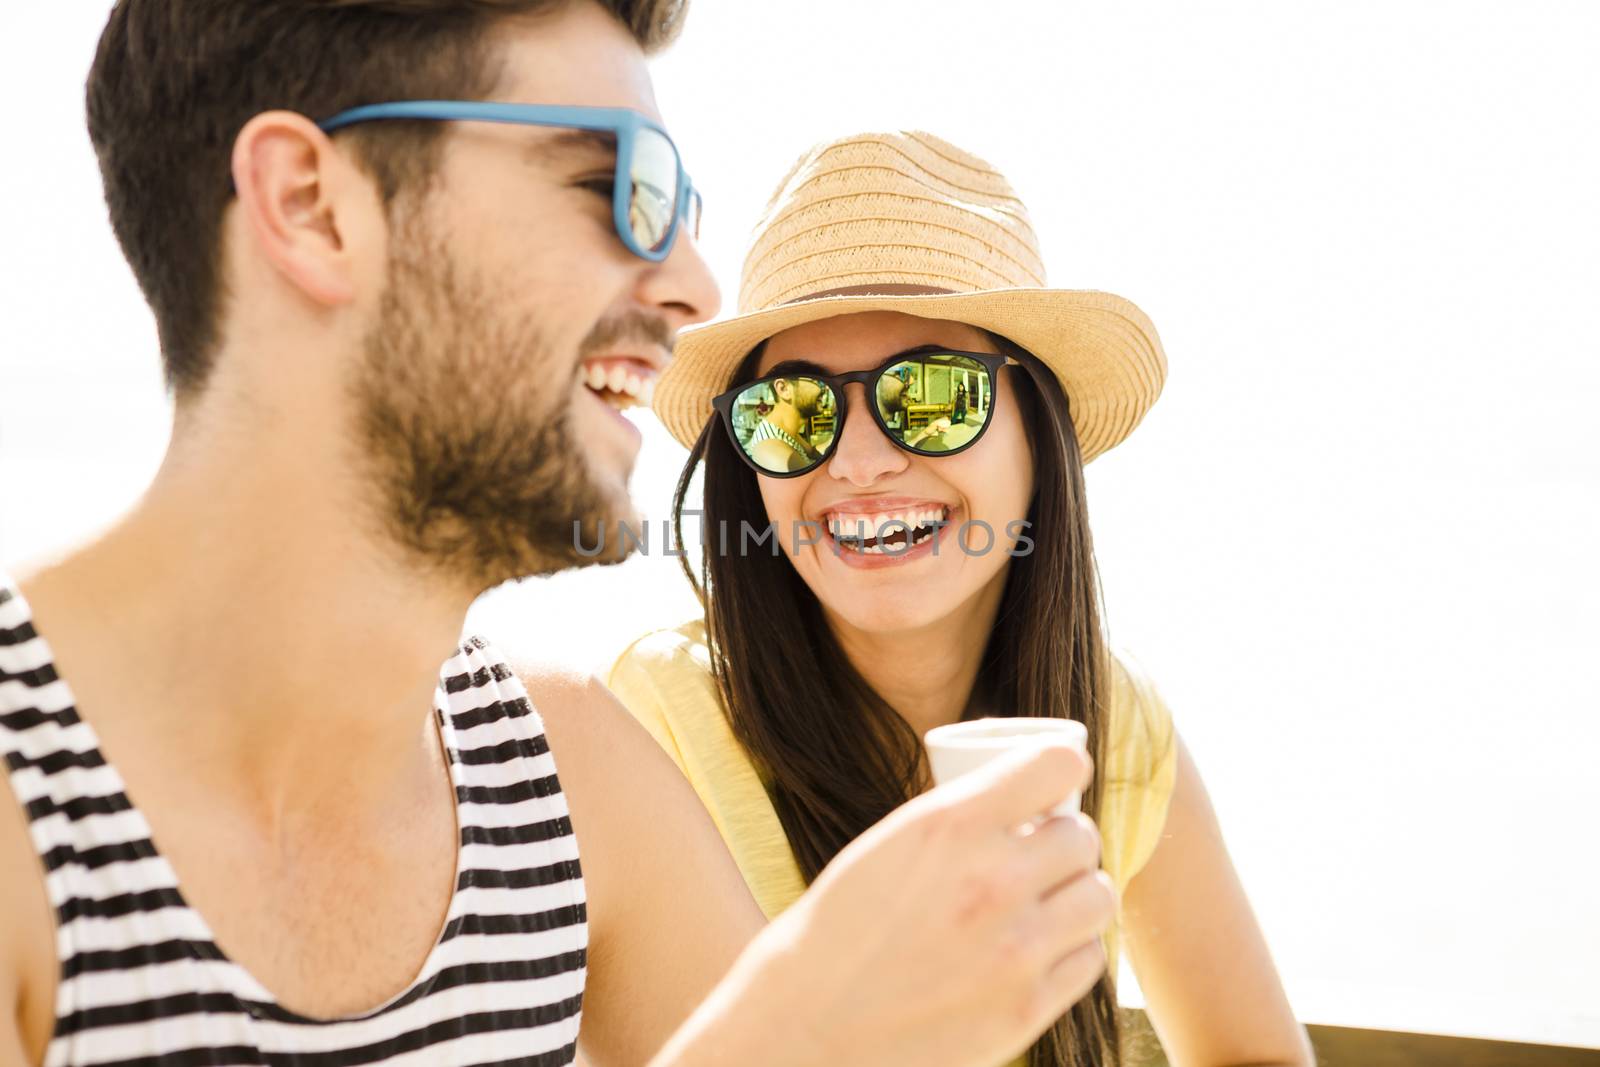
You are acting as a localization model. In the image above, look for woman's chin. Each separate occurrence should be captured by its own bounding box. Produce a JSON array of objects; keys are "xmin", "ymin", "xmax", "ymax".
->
[{"xmin": 820, "ymin": 596, "xmax": 945, "ymax": 637}]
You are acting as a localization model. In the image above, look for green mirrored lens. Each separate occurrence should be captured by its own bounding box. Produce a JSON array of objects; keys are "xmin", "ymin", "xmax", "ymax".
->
[
  {"xmin": 630, "ymin": 127, "xmax": 678, "ymax": 254},
  {"xmin": 877, "ymin": 354, "xmax": 992, "ymax": 454},
  {"xmin": 730, "ymin": 377, "xmax": 837, "ymax": 473}
]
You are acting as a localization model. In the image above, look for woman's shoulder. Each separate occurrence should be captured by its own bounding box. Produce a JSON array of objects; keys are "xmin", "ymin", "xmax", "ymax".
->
[
  {"xmin": 611, "ymin": 617, "xmax": 713, "ymax": 672},
  {"xmin": 1099, "ymin": 648, "xmax": 1182, "ymax": 891},
  {"xmin": 606, "ymin": 618, "xmax": 722, "ymax": 736},
  {"xmin": 1102, "ymin": 647, "xmax": 1179, "ymax": 789}
]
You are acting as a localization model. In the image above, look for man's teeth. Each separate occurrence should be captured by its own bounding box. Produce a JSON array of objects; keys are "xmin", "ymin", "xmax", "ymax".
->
[
  {"xmin": 584, "ymin": 363, "xmax": 655, "ymax": 405},
  {"xmin": 826, "ymin": 507, "xmax": 949, "ymax": 548}
]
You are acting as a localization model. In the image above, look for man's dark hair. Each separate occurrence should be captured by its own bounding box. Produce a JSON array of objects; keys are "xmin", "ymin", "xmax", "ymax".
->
[{"xmin": 87, "ymin": 0, "xmax": 687, "ymax": 396}]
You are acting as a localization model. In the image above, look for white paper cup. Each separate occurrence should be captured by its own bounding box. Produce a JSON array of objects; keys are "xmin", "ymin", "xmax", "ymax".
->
[{"xmin": 925, "ymin": 717, "xmax": 1089, "ymax": 817}]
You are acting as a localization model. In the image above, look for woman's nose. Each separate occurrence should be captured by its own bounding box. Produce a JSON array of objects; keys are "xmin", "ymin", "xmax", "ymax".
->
[{"xmin": 824, "ymin": 383, "xmax": 910, "ymax": 486}]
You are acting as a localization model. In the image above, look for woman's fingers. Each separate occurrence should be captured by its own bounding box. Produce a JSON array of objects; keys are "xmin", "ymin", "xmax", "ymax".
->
[
  {"xmin": 1033, "ymin": 935, "xmax": 1111, "ymax": 1028},
  {"xmin": 949, "ymin": 743, "xmax": 1092, "ymax": 831},
  {"xmin": 1016, "ymin": 812, "xmax": 1102, "ymax": 897},
  {"xmin": 1036, "ymin": 870, "xmax": 1113, "ymax": 947},
  {"xmin": 1036, "ymin": 868, "xmax": 1118, "ymax": 963},
  {"xmin": 1014, "ymin": 870, "xmax": 1117, "ymax": 1031},
  {"xmin": 1002, "ymin": 866, "xmax": 1116, "ymax": 990}
]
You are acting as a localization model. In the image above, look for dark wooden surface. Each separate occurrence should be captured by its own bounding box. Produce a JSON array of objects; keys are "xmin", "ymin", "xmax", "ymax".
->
[{"xmin": 1120, "ymin": 1009, "xmax": 1600, "ymax": 1066}]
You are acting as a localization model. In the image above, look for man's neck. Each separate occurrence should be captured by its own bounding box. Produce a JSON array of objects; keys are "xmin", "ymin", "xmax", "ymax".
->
[
  {"xmin": 770, "ymin": 402, "xmax": 805, "ymax": 436},
  {"xmin": 15, "ymin": 416, "xmax": 478, "ymax": 812}
]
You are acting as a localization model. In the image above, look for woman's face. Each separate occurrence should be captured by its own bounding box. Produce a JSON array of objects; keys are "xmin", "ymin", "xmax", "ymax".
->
[{"xmin": 753, "ymin": 311, "xmax": 1036, "ymax": 635}]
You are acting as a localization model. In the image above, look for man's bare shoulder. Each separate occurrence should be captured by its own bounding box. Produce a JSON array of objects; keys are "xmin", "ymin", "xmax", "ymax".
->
[
  {"xmin": 509, "ymin": 658, "xmax": 744, "ymax": 894},
  {"xmin": 0, "ymin": 752, "xmax": 55, "ymax": 1065},
  {"xmin": 3, "ymin": 566, "xmax": 64, "ymax": 1062},
  {"xmin": 509, "ymin": 663, "xmax": 765, "ymax": 1065},
  {"xmin": 515, "ymin": 662, "xmax": 649, "ymax": 766},
  {"xmin": 511, "ymin": 660, "xmax": 694, "ymax": 830}
]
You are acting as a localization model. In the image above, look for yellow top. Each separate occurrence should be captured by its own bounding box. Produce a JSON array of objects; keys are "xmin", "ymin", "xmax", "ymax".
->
[{"xmin": 607, "ymin": 621, "xmax": 1178, "ymax": 1067}]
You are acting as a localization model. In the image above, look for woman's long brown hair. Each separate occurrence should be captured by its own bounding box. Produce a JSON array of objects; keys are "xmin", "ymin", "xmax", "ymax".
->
[{"xmin": 671, "ymin": 332, "xmax": 1121, "ymax": 1067}]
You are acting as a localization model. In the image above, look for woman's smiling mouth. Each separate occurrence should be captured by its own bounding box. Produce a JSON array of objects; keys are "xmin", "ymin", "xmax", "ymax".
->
[{"xmin": 815, "ymin": 500, "xmax": 958, "ymax": 567}]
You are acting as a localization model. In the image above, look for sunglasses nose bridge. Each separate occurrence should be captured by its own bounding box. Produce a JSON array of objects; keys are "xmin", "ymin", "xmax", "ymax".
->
[
  {"xmin": 825, "ymin": 380, "xmax": 910, "ymax": 472},
  {"xmin": 835, "ymin": 376, "xmax": 871, "ymax": 400},
  {"xmin": 829, "ymin": 374, "xmax": 884, "ymax": 428},
  {"xmin": 832, "ymin": 368, "xmax": 886, "ymax": 406}
]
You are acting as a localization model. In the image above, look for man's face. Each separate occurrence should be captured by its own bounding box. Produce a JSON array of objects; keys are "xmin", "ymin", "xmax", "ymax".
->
[
  {"xmin": 354, "ymin": 1, "xmax": 719, "ymax": 588},
  {"xmin": 795, "ymin": 378, "xmax": 825, "ymax": 418},
  {"xmin": 877, "ymin": 374, "xmax": 909, "ymax": 419},
  {"xmin": 775, "ymin": 377, "xmax": 823, "ymax": 418}
]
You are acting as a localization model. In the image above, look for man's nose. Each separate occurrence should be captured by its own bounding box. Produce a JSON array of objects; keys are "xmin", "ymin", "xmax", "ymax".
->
[
  {"xmin": 825, "ymin": 384, "xmax": 909, "ymax": 487},
  {"xmin": 634, "ymin": 228, "xmax": 722, "ymax": 334}
]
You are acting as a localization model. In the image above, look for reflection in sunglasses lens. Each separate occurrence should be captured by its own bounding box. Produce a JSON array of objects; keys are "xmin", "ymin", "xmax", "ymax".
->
[
  {"xmin": 687, "ymin": 190, "xmax": 703, "ymax": 240},
  {"xmin": 731, "ymin": 378, "xmax": 836, "ymax": 474},
  {"xmin": 877, "ymin": 354, "xmax": 991, "ymax": 454},
  {"xmin": 631, "ymin": 127, "xmax": 678, "ymax": 254}
]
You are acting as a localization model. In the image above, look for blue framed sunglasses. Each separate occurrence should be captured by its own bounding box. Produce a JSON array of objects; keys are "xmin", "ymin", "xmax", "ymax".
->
[{"xmin": 316, "ymin": 100, "xmax": 702, "ymax": 262}]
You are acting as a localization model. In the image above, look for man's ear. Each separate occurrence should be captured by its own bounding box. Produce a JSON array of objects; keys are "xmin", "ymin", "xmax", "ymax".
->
[{"xmin": 228, "ymin": 109, "xmax": 371, "ymax": 308}]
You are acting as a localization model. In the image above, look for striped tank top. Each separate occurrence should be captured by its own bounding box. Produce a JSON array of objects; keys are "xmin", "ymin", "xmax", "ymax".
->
[
  {"xmin": 0, "ymin": 577, "xmax": 588, "ymax": 1066},
  {"xmin": 750, "ymin": 419, "xmax": 810, "ymax": 459}
]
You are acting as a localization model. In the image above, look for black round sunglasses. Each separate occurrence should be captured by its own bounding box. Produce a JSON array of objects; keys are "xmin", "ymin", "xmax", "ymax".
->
[{"xmin": 711, "ymin": 348, "xmax": 1019, "ymax": 478}]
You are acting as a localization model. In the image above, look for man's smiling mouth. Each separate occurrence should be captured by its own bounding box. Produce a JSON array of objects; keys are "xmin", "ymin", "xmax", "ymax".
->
[{"xmin": 581, "ymin": 357, "xmax": 656, "ymax": 410}]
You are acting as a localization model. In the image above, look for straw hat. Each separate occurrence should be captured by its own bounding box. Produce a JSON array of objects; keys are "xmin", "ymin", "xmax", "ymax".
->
[{"xmin": 651, "ymin": 131, "xmax": 1168, "ymax": 464}]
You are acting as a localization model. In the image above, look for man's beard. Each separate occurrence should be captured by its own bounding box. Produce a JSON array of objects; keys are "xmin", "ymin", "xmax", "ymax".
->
[
  {"xmin": 790, "ymin": 386, "xmax": 821, "ymax": 419},
  {"xmin": 351, "ymin": 216, "xmax": 638, "ymax": 591}
]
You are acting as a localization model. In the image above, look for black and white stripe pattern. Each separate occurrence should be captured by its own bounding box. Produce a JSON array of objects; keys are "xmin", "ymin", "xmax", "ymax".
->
[{"xmin": 0, "ymin": 578, "xmax": 587, "ymax": 1066}]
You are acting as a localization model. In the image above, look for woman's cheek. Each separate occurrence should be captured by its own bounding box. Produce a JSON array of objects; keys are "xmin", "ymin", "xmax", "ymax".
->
[
  {"xmin": 756, "ymin": 480, "xmax": 785, "ymax": 530},
  {"xmin": 758, "ymin": 479, "xmax": 808, "ymax": 559},
  {"xmin": 950, "ymin": 452, "xmax": 1032, "ymax": 557}
]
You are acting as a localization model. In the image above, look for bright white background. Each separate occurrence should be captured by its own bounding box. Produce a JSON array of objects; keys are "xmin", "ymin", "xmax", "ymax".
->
[{"xmin": 2, "ymin": 0, "xmax": 1597, "ymax": 1049}]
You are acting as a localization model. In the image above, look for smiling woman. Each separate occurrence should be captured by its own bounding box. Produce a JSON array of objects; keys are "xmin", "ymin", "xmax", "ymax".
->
[
  {"xmin": 608, "ymin": 131, "xmax": 1315, "ymax": 1067},
  {"xmin": 745, "ymin": 318, "xmax": 1032, "ymax": 588}
]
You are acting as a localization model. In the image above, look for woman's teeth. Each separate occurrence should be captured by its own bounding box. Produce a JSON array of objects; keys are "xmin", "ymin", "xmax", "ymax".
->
[{"xmin": 827, "ymin": 507, "xmax": 949, "ymax": 553}]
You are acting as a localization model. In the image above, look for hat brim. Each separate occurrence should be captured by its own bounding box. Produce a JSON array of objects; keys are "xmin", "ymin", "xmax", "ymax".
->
[{"xmin": 652, "ymin": 288, "xmax": 1166, "ymax": 464}]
